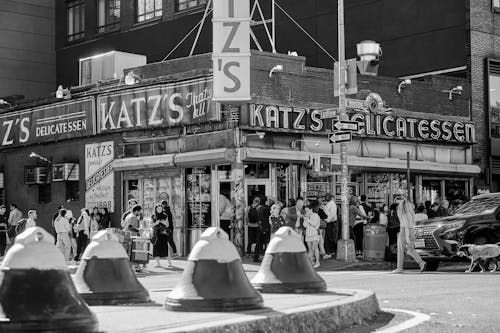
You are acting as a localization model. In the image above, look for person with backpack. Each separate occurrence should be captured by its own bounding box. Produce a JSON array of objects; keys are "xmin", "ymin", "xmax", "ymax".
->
[{"xmin": 246, "ymin": 197, "xmax": 260, "ymax": 256}]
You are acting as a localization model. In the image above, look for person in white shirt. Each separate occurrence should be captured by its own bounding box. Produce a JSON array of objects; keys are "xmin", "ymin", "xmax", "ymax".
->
[
  {"xmin": 25, "ymin": 210, "xmax": 37, "ymax": 229},
  {"xmin": 219, "ymin": 193, "xmax": 234, "ymax": 238},
  {"xmin": 379, "ymin": 204, "xmax": 389, "ymax": 226},
  {"xmin": 53, "ymin": 209, "xmax": 71, "ymax": 262},
  {"xmin": 414, "ymin": 205, "xmax": 429, "ymax": 222},
  {"xmin": 304, "ymin": 204, "xmax": 321, "ymax": 268},
  {"xmin": 323, "ymin": 193, "xmax": 338, "ymax": 258}
]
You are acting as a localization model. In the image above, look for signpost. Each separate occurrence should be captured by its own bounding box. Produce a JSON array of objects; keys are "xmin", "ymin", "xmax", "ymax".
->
[
  {"xmin": 319, "ymin": 108, "xmax": 339, "ymax": 119},
  {"xmin": 346, "ymin": 98, "xmax": 369, "ymax": 110},
  {"xmin": 333, "ymin": 120, "xmax": 359, "ymax": 132},
  {"xmin": 329, "ymin": 131, "xmax": 352, "ymax": 144}
]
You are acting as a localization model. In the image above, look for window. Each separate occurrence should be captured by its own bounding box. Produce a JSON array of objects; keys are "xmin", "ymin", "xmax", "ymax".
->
[
  {"xmin": 98, "ymin": 0, "xmax": 120, "ymax": 33},
  {"xmin": 136, "ymin": 0, "xmax": 162, "ymax": 22},
  {"xmin": 66, "ymin": 182, "xmax": 80, "ymax": 202},
  {"xmin": 67, "ymin": 0, "xmax": 85, "ymax": 41},
  {"xmin": 176, "ymin": 0, "xmax": 207, "ymax": 12},
  {"xmin": 488, "ymin": 60, "xmax": 500, "ymax": 140},
  {"xmin": 38, "ymin": 185, "xmax": 52, "ymax": 204}
]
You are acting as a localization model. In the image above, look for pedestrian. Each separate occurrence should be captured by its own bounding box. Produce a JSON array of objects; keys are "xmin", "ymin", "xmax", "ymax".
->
[
  {"xmin": 122, "ymin": 199, "xmax": 138, "ymax": 222},
  {"xmin": 424, "ymin": 200, "xmax": 432, "ymax": 217},
  {"xmin": 253, "ymin": 197, "xmax": 271, "ymax": 263},
  {"xmin": 90, "ymin": 213, "xmax": 100, "ymax": 235},
  {"xmin": 246, "ymin": 197, "xmax": 260, "ymax": 257},
  {"xmin": 8, "ymin": 203, "xmax": 22, "ymax": 229},
  {"xmin": 391, "ymin": 196, "xmax": 427, "ymax": 273},
  {"xmin": 75, "ymin": 208, "xmax": 91, "ymax": 261},
  {"xmin": 349, "ymin": 197, "xmax": 369, "ymax": 257},
  {"xmin": 65, "ymin": 210, "xmax": 78, "ymax": 261},
  {"xmin": 0, "ymin": 205, "xmax": 8, "ymax": 256},
  {"xmin": 379, "ymin": 204, "xmax": 389, "ymax": 226},
  {"xmin": 370, "ymin": 209, "xmax": 381, "ymax": 224},
  {"xmin": 161, "ymin": 200, "xmax": 179, "ymax": 258},
  {"xmin": 304, "ymin": 204, "xmax": 321, "ymax": 268},
  {"xmin": 151, "ymin": 203, "xmax": 172, "ymax": 268},
  {"xmin": 54, "ymin": 209, "xmax": 72, "ymax": 262},
  {"xmin": 323, "ymin": 193, "xmax": 338, "ymax": 258},
  {"xmin": 269, "ymin": 203, "xmax": 285, "ymax": 234},
  {"xmin": 24, "ymin": 210, "xmax": 37, "ymax": 229},
  {"xmin": 218, "ymin": 192, "xmax": 234, "ymax": 238},
  {"xmin": 53, "ymin": 205, "xmax": 64, "ymax": 224},
  {"xmin": 438, "ymin": 200, "xmax": 450, "ymax": 217},
  {"xmin": 360, "ymin": 195, "xmax": 372, "ymax": 216},
  {"xmin": 281, "ymin": 197, "xmax": 305, "ymax": 231},
  {"xmin": 316, "ymin": 198, "xmax": 329, "ymax": 259},
  {"xmin": 123, "ymin": 205, "xmax": 142, "ymax": 236},
  {"xmin": 99, "ymin": 207, "xmax": 111, "ymax": 230},
  {"xmin": 415, "ymin": 205, "xmax": 428, "ymax": 221}
]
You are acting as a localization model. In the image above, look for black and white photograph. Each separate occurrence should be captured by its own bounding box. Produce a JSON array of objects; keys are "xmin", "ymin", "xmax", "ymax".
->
[{"xmin": 0, "ymin": 0, "xmax": 499, "ymax": 332}]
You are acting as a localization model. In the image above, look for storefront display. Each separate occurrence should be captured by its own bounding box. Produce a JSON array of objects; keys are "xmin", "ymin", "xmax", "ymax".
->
[{"xmin": 186, "ymin": 167, "xmax": 212, "ymax": 228}]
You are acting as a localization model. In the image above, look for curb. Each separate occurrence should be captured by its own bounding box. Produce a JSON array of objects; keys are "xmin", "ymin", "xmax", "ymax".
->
[{"xmin": 161, "ymin": 289, "xmax": 380, "ymax": 333}]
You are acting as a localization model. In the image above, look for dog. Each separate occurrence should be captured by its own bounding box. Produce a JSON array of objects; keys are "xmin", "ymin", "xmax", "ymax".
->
[{"xmin": 457, "ymin": 243, "xmax": 500, "ymax": 273}]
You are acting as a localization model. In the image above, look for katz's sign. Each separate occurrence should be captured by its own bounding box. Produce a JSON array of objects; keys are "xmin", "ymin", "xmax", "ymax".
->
[
  {"xmin": 0, "ymin": 98, "xmax": 94, "ymax": 149},
  {"xmin": 243, "ymin": 104, "xmax": 476, "ymax": 144},
  {"xmin": 97, "ymin": 77, "xmax": 218, "ymax": 133}
]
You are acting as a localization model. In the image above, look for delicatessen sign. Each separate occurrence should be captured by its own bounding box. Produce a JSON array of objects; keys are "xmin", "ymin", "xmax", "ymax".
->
[
  {"xmin": 97, "ymin": 77, "xmax": 217, "ymax": 133},
  {"xmin": 0, "ymin": 98, "xmax": 94, "ymax": 149},
  {"xmin": 243, "ymin": 104, "xmax": 475, "ymax": 143},
  {"xmin": 85, "ymin": 141, "xmax": 114, "ymax": 212}
]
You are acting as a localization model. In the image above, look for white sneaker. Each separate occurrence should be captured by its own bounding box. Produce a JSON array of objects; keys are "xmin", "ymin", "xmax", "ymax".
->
[
  {"xmin": 390, "ymin": 268, "xmax": 404, "ymax": 274},
  {"xmin": 323, "ymin": 254, "xmax": 332, "ymax": 259},
  {"xmin": 313, "ymin": 262, "xmax": 320, "ymax": 269}
]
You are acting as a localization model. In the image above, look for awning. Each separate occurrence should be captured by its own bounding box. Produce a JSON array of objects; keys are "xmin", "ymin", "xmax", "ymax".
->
[
  {"xmin": 330, "ymin": 155, "xmax": 481, "ymax": 174},
  {"xmin": 241, "ymin": 148, "xmax": 309, "ymax": 163},
  {"xmin": 173, "ymin": 148, "xmax": 235, "ymax": 167},
  {"xmin": 112, "ymin": 154, "xmax": 175, "ymax": 171}
]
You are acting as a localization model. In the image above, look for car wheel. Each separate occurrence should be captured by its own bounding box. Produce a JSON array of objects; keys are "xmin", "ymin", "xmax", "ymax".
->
[{"xmin": 424, "ymin": 260, "xmax": 439, "ymax": 271}]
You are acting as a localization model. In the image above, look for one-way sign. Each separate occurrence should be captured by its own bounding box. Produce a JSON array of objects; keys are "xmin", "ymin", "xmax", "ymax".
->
[
  {"xmin": 329, "ymin": 131, "xmax": 352, "ymax": 144},
  {"xmin": 333, "ymin": 120, "xmax": 359, "ymax": 131}
]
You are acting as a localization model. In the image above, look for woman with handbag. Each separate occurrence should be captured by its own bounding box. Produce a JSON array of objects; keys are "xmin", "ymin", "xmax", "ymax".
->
[{"xmin": 151, "ymin": 203, "xmax": 172, "ymax": 268}]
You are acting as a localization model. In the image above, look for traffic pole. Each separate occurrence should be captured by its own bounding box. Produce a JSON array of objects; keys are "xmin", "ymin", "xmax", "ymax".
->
[{"xmin": 336, "ymin": 0, "xmax": 356, "ymax": 262}]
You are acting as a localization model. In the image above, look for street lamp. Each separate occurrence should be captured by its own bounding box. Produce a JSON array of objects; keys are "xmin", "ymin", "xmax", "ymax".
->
[{"xmin": 29, "ymin": 152, "xmax": 52, "ymax": 165}]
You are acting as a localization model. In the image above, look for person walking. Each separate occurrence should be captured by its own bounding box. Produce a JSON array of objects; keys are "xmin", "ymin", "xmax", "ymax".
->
[
  {"xmin": 219, "ymin": 192, "xmax": 234, "ymax": 238},
  {"xmin": 151, "ymin": 203, "xmax": 172, "ymax": 268},
  {"xmin": 8, "ymin": 204, "xmax": 22, "ymax": 228},
  {"xmin": 391, "ymin": 196, "xmax": 427, "ymax": 273},
  {"xmin": 24, "ymin": 210, "xmax": 37, "ymax": 229},
  {"xmin": 379, "ymin": 204, "xmax": 389, "ymax": 226},
  {"xmin": 415, "ymin": 205, "xmax": 428, "ymax": 222},
  {"xmin": 54, "ymin": 209, "xmax": 72, "ymax": 262},
  {"xmin": 99, "ymin": 207, "xmax": 111, "ymax": 230},
  {"xmin": 323, "ymin": 194, "xmax": 338, "ymax": 258},
  {"xmin": 253, "ymin": 197, "xmax": 271, "ymax": 263},
  {"xmin": 349, "ymin": 197, "xmax": 369, "ymax": 257},
  {"xmin": 123, "ymin": 205, "xmax": 142, "ymax": 236},
  {"xmin": 161, "ymin": 200, "xmax": 179, "ymax": 258},
  {"xmin": 269, "ymin": 203, "xmax": 285, "ymax": 234},
  {"xmin": 0, "ymin": 205, "xmax": 8, "ymax": 256},
  {"xmin": 246, "ymin": 197, "xmax": 260, "ymax": 257},
  {"xmin": 304, "ymin": 204, "xmax": 321, "ymax": 268},
  {"xmin": 75, "ymin": 209, "xmax": 91, "ymax": 261}
]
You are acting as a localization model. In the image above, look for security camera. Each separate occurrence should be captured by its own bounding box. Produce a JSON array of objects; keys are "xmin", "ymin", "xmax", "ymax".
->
[{"xmin": 257, "ymin": 132, "xmax": 265, "ymax": 139}]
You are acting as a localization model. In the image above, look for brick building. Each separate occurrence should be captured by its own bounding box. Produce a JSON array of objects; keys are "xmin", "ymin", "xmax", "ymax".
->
[{"xmin": 0, "ymin": 51, "xmax": 478, "ymax": 255}]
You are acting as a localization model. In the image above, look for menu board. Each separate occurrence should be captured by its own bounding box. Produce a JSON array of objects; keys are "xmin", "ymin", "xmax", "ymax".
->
[
  {"xmin": 306, "ymin": 182, "xmax": 329, "ymax": 201},
  {"xmin": 187, "ymin": 167, "xmax": 212, "ymax": 228}
]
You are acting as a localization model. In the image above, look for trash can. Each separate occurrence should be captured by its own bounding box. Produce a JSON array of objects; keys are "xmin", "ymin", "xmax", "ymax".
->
[{"xmin": 363, "ymin": 224, "xmax": 387, "ymax": 261}]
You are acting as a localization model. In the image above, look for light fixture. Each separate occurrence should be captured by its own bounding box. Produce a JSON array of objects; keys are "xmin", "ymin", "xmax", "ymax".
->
[
  {"xmin": 29, "ymin": 152, "xmax": 52, "ymax": 164},
  {"xmin": 397, "ymin": 79, "xmax": 411, "ymax": 94},
  {"xmin": 291, "ymin": 140, "xmax": 320, "ymax": 149},
  {"xmin": 55, "ymin": 85, "xmax": 71, "ymax": 100},
  {"xmin": 269, "ymin": 64, "xmax": 283, "ymax": 78},
  {"xmin": 288, "ymin": 51, "xmax": 298, "ymax": 56},
  {"xmin": 124, "ymin": 71, "xmax": 141, "ymax": 85},
  {"xmin": 0, "ymin": 99, "xmax": 11, "ymax": 106},
  {"xmin": 241, "ymin": 132, "xmax": 266, "ymax": 144},
  {"xmin": 445, "ymin": 85, "xmax": 463, "ymax": 100}
]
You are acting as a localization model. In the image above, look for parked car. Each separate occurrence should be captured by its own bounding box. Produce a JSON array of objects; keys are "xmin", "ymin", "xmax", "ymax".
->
[{"xmin": 413, "ymin": 193, "xmax": 500, "ymax": 271}]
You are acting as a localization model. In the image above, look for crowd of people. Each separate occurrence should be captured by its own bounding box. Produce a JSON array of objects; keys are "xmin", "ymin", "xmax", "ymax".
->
[{"xmin": 245, "ymin": 193, "xmax": 467, "ymax": 270}]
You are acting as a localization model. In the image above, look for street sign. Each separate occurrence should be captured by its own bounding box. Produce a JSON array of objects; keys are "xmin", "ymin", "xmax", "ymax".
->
[
  {"xmin": 346, "ymin": 98, "xmax": 369, "ymax": 110},
  {"xmin": 333, "ymin": 120, "xmax": 359, "ymax": 131},
  {"xmin": 319, "ymin": 108, "xmax": 339, "ymax": 119},
  {"xmin": 334, "ymin": 58, "xmax": 358, "ymax": 97},
  {"xmin": 329, "ymin": 131, "xmax": 352, "ymax": 144}
]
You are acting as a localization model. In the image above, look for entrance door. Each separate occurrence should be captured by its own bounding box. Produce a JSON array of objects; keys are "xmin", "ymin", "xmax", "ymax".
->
[{"xmin": 245, "ymin": 180, "xmax": 271, "ymax": 253}]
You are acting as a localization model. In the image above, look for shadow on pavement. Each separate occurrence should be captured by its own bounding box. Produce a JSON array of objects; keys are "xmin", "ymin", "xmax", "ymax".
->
[{"xmin": 339, "ymin": 311, "xmax": 395, "ymax": 333}]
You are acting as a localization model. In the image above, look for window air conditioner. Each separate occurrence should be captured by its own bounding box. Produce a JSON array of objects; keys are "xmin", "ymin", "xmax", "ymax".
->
[
  {"xmin": 25, "ymin": 167, "xmax": 49, "ymax": 185},
  {"xmin": 52, "ymin": 163, "xmax": 80, "ymax": 182}
]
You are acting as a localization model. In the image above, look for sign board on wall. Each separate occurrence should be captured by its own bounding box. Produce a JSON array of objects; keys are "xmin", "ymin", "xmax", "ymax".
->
[
  {"xmin": 306, "ymin": 182, "xmax": 329, "ymax": 200},
  {"xmin": 85, "ymin": 141, "xmax": 114, "ymax": 212},
  {"xmin": 97, "ymin": 77, "xmax": 218, "ymax": 133},
  {"xmin": 242, "ymin": 104, "xmax": 476, "ymax": 144},
  {"xmin": 0, "ymin": 98, "xmax": 94, "ymax": 149},
  {"xmin": 212, "ymin": 0, "xmax": 251, "ymax": 101}
]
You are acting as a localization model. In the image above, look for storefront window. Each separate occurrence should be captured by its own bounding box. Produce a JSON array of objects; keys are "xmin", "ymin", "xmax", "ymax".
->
[
  {"xmin": 186, "ymin": 167, "xmax": 211, "ymax": 228},
  {"xmin": 366, "ymin": 173, "xmax": 390, "ymax": 206},
  {"xmin": 392, "ymin": 173, "xmax": 409, "ymax": 201},
  {"xmin": 276, "ymin": 164, "xmax": 288, "ymax": 204},
  {"xmin": 422, "ymin": 179, "xmax": 441, "ymax": 204},
  {"xmin": 245, "ymin": 163, "xmax": 269, "ymax": 179},
  {"xmin": 488, "ymin": 62, "xmax": 500, "ymax": 139}
]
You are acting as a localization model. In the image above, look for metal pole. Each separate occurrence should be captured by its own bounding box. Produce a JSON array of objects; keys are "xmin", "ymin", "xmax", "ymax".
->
[
  {"xmin": 407, "ymin": 151, "xmax": 411, "ymax": 202},
  {"xmin": 338, "ymin": 0, "xmax": 349, "ymax": 241},
  {"xmin": 272, "ymin": 0, "xmax": 276, "ymax": 53}
]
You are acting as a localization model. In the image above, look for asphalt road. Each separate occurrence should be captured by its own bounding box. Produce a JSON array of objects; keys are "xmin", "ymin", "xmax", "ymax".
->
[{"xmin": 138, "ymin": 262, "xmax": 500, "ymax": 333}]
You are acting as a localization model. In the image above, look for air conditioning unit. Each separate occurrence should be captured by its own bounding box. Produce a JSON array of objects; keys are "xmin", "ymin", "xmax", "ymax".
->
[
  {"xmin": 79, "ymin": 51, "xmax": 147, "ymax": 85},
  {"xmin": 25, "ymin": 167, "xmax": 49, "ymax": 185},
  {"xmin": 52, "ymin": 163, "xmax": 79, "ymax": 182}
]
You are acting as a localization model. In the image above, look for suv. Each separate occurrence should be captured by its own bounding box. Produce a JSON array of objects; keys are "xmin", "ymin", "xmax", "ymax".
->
[{"xmin": 413, "ymin": 193, "xmax": 500, "ymax": 271}]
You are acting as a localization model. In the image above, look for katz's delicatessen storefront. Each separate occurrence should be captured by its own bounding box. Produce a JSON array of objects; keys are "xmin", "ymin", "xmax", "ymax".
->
[{"xmin": 239, "ymin": 95, "xmax": 479, "ymax": 208}]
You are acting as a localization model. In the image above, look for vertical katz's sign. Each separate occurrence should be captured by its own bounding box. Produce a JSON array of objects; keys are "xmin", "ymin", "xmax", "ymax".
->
[
  {"xmin": 212, "ymin": 0, "xmax": 251, "ymax": 101},
  {"xmin": 0, "ymin": 98, "xmax": 94, "ymax": 149},
  {"xmin": 85, "ymin": 141, "xmax": 114, "ymax": 212},
  {"xmin": 97, "ymin": 77, "xmax": 217, "ymax": 133}
]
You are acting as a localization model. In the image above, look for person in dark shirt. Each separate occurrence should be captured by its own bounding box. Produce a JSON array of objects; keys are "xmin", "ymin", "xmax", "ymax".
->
[
  {"xmin": 253, "ymin": 197, "xmax": 272, "ymax": 262},
  {"xmin": 161, "ymin": 200, "xmax": 178, "ymax": 258},
  {"xmin": 0, "ymin": 205, "xmax": 8, "ymax": 256}
]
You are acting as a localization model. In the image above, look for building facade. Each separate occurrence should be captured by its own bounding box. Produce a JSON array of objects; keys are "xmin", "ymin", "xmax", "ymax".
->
[
  {"xmin": 0, "ymin": 51, "xmax": 479, "ymax": 256},
  {"xmin": 0, "ymin": 0, "xmax": 55, "ymax": 100}
]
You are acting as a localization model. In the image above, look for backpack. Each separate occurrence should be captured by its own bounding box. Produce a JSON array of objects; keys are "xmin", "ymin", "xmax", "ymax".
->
[{"xmin": 387, "ymin": 211, "xmax": 400, "ymax": 232}]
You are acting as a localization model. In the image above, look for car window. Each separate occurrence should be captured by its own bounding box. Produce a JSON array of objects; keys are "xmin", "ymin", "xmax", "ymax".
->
[{"xmin": 453, "ymin": 196, "xmax": 500, "ymax": 216}]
